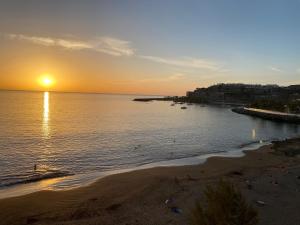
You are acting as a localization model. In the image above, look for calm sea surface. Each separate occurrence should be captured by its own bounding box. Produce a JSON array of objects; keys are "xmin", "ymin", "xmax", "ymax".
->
[{"xmin": 0, "ymin": 91, "xmax": 300, "ymax": 196}]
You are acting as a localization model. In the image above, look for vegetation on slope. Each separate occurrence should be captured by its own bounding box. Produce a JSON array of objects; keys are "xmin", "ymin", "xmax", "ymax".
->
[{"xmin": 190, "ymin": 180, "xmax": 258, "ymax": 225}]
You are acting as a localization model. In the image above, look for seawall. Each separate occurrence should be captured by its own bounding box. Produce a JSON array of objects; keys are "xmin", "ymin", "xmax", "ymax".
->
[{"xmin": 232, "ymin": 107, "xmax": 300, "ymax": 124}]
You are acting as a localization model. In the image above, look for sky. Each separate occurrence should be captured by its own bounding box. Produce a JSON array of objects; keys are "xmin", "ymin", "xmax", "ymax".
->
[{"xmin": 0, "ymin": 0, "xmax": 299, "ymax": 95}]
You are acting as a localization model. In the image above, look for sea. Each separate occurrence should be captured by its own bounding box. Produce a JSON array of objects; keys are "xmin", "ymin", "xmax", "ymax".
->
[{"xmin": 0, "ymin": 90, "xmax": 299, "ymax": 198}]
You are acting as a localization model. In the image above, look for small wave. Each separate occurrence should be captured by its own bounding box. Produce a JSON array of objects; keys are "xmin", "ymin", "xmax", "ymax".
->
[
  {"xmin": 239, "ymin": 140, "xmax": 265, "ymax": 148},
  {"xmin": 0, "ymin": 170, "xmax": 73, "ymax": 188}
]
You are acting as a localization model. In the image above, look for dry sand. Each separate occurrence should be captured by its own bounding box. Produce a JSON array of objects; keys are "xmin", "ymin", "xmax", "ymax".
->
[{"xmin": 0, "ymin": 138, "xmax": 300, "ymax": 225}]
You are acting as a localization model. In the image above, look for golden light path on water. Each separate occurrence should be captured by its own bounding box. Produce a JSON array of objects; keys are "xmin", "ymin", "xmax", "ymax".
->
[{"xmin": 43, "ymin": 91, "xmax": 50, "ymax": 138}]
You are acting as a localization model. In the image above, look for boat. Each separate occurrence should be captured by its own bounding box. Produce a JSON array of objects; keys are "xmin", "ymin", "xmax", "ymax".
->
[{"xmin": 181, "ymin": 106, "xmax": 187, "ymax": 109}]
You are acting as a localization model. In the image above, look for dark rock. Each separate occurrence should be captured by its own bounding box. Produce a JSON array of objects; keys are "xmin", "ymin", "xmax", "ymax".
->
[
  {"xmin": 230, "ymin": 171, "xmax": 243, "ymax": 176},
  {"xmin": 106, "ymin": 203, "xmax": 122, "ymax": 211},
  {"xmin": 26, "ymin": 217, "xmax": 38, "ymax": 224}
]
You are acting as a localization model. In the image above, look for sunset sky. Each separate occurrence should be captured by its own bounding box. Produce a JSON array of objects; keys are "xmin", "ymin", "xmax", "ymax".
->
[{"xmin": 0, "ymin": 0, "xmax": 299, "ymax": 95}]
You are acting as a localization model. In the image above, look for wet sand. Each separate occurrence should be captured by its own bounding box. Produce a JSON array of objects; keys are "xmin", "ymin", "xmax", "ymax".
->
[{"xmin": 0, "ymin": 138, "xmax": 299, "ymax": 225}]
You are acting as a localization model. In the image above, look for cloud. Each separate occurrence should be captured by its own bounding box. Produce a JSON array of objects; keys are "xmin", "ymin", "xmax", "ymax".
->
[
  {"xmin": 93, "ymin": 37, "xmax": 135, "ymax": 56},
  {"xmin": 168, "ymin": 73, "xmax": 185, "ymax": 80},
  {"xmin": 140, "ymin": 55, "xmax": 222, "ymax": 71},
  {"xmin": 139, "ymin": 73, "xmax": 185, "ymax": 83},
  {"xmin": 6, "ymin": 34, "xmax": 55, "ymax": 46},
  {"xmin": 269, "ymin": 66, "xmax": 283, "ymax": 73},
  {"xmin": 4, "ymin": 33, "xmax": 223, "ymax": 70},
  {"xmin": 5, "ymin": 33, "xmax": 135, "ymax": 56}
]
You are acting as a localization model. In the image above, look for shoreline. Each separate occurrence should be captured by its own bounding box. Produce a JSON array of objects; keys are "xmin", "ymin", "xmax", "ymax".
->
[
  {"xmin": 0, "ymin": 140, "xmax": 270, "ymax": 199},
  {"xmin": 0, "ymin": 137, "xmax": 299, "ymax": 224}
]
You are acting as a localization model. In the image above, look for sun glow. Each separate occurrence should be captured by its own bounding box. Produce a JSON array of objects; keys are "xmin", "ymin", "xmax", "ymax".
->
[{"xmin": 39, "ymin": 75, "xmax": 54, "ymax": 88}]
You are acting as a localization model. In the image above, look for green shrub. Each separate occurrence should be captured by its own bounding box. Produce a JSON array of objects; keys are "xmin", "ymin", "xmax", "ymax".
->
[{"xmin": 190, "ymin": 180, "xmax": 258, "ymax": 225}]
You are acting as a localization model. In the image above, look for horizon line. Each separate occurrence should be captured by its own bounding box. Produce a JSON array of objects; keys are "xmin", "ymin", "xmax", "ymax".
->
[{"xmin": 0, "ymin": 88, "xmax": 167, "ymax": 97}]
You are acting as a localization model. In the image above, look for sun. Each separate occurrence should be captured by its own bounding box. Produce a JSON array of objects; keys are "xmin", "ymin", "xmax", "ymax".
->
[
  {"xmin": 39, "ymin": 75, "xmax": 54, "ymax": 88},
  {"xmin": 43, "ymin": 77, "xmax": 52, "ymax": 86}
]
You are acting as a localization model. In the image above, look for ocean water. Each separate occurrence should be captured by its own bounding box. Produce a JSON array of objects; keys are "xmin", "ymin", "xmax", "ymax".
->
[{"xmin": 0, "ymin": 90, "xmax": 299, "ymax": 197}]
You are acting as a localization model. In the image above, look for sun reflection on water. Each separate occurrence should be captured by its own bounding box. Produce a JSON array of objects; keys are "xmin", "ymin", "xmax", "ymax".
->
[
  {"xmin": 43, "ymin": 92, "xmax": 50, "ymax": 138},
  {"xmin": 252, "ymin": 128, "xmax": 256, "ymax": 140}
]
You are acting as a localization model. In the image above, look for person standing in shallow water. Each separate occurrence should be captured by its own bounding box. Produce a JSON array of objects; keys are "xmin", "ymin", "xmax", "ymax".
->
[{"xmin": 34, "ymin": 164, "xmax": 37, "ymax": 171}]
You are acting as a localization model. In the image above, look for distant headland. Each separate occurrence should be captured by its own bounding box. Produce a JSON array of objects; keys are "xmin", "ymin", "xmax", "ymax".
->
[{"xmin": 134, "ymin": 83, "xmax": 300, "ymax": 123}]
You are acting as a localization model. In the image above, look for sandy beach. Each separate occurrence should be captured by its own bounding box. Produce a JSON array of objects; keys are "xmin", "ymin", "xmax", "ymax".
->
[{"xmin": 0, "ymin": 138, "xmax": 299, "ymax": 225}]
